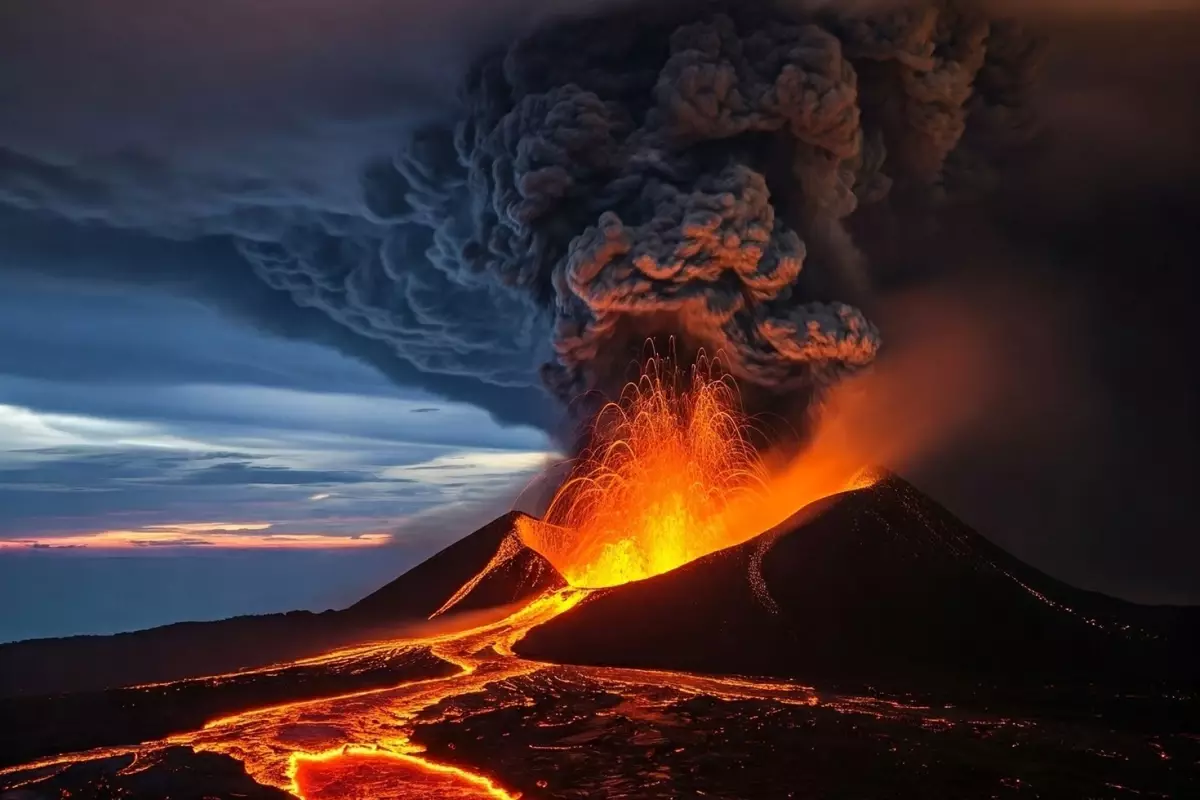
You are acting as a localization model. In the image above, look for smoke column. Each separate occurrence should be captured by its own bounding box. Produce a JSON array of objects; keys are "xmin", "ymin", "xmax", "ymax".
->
[{"xmin": 238, "ymin": 0, "xmax": 1037, "ymax": 423}]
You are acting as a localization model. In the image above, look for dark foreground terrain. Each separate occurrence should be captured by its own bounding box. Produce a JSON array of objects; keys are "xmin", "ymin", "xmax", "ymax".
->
[{"xmin": 1, "ymin": 478, "xmax": 1196, "ymax": 799}]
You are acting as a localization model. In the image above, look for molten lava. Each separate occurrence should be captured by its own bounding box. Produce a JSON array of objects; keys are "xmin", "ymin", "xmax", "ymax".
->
[
  {"xmin": 292, "ymin": 746, "xmax": 519, "ymax": 799},
  {"xmin": 0, "ymin": 358, "xmax": 889, "ymax": 800},
  {"xmin": 518, "ymin": 356, "xmax": 768, "ymax": 588},
  {"xmin": 516, "ymin": 353, "xmax": 886, "ymax": 589}
]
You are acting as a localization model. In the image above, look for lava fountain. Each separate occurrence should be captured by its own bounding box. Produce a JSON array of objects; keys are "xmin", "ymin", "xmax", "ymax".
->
[
  {"xmin": 520, "ymin": 355, "xmax": 764, "ymax": 588},
  {"xmin": 518, "ymin": 353, "xmax": 884, "ymax": 589}
]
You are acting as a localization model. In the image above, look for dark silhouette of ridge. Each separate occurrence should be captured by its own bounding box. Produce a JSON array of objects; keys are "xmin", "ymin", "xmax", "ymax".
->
[
  {"xmin": 0, "ymin": 511, "xmax": 563, "ymax": 698},
  {"xmin": 517, "ymin": 477, "xmax": 1200, "ymax": 691},
  {"xmin": 347, "ymin": 511, "xmax": 564, "ymax": 622},
  {"xmin": 0, "ymin": 747, "xmax": 294, "ymax": 799},
  {"xmin": 0, "ymin": 610, "xmax": 354, "ymax": 699}
]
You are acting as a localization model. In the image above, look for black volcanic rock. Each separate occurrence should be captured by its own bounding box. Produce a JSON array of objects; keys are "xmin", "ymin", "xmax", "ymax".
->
[
  {"xmin": 517, "ymin": 477, "xmax": 1200, "ymax": 690},
  {"xmin": 0, "ymin": 747, "xmax": 293, "ymax": 800},
  {"xmin": 1, "ymin": 484, "xmax": 1197, "ymax": 798},
  {"xmin": 347, "ymin": 510, "xmax": 565, "ymax": 622},
  {"xmin": 0, "ymin": 649, "xmax": 453, "ymax": 769}
]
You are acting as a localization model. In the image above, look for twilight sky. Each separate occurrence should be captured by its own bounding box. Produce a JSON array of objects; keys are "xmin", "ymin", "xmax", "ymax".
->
[
  {"xmin": 0, "ymin": 273, "xmax": 554, "ymax": 641},
  {"xmin": 0, "ymin": 0, "xmax": 580, "ymax": 642},
  {"xmin": 1, "ymin": 1, "xmax": 1198, "ymax": 643}
]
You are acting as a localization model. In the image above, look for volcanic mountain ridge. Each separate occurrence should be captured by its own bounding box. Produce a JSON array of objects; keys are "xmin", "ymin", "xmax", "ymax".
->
[{"xmin": 1, "ymin": 476, "xmax": 1197, "ymax": 799}]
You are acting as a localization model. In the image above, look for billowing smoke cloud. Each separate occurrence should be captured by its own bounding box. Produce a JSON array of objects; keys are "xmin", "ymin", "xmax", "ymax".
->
[
  {"xmin": 237, "ymin": 0, "xmax": 1036, "ymax": 409},
  {"xmin": 1, "ymin": 0, "xmax": 1197, "ymax": 602},
  {"xmin": 0, "ymin": 0, "xmax": 1037, "ymax": 425},
  {"xmin": 0, "ymin": 0, "xmax": 586, "ymax": 427}
]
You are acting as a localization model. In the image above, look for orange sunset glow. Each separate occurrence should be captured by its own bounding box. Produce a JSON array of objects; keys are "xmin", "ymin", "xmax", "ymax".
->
[{"xmin": 0, "ymin": 522, "xmax": 392, "ymax": 550}]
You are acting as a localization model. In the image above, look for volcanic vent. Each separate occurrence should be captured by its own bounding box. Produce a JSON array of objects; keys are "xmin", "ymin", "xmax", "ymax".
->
[{"xmin": 517, "ymin": 354, "xmax": 775, "ymax": 589}]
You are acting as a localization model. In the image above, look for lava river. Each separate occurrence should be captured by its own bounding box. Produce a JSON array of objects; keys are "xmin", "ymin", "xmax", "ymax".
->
[
  {"xmin": 8, "ymin": 360, "xmax": 1178, "ymax": 798},
  {"xmin": 0, "ymin": 586, "xmax": 840, "ymax": 799},
  {"xmin": 0, "ymin": 358, "xmax": 886, "ymax": 798}
]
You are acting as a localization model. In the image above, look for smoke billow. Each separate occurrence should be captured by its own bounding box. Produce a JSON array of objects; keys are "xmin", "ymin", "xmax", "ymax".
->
[
  {"xmin": 239, "ymin": 0, "xmax": 1037, "ymax": 416},
  {"xmin": 0, "ymin": 0, "xmax": 1041, "ymax": 433},
  {"xmin": 2, "ymin": 0, "xmax": 1196, "ymax": 600}
]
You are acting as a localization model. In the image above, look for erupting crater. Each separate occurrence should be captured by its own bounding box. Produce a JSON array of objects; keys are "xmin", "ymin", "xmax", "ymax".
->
[
  {"xmin": 518, "ymin": 356, "xmax": 770, "ymax": 588},
  {"xmin": 516, "ymin": 355, "xmax": 877, "ymax": 589}
]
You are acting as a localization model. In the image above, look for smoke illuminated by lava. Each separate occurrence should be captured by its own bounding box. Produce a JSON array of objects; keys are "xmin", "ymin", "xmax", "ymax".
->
[{"xmin": 511, "ymin": 313, "xmax": 1011, "ymax": 590}]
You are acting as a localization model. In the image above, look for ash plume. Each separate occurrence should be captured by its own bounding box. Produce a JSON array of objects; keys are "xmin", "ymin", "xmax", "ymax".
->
[
  {"xmin": 0, "ymin": 0, "xmax": 1039, "ymax": 426},
  {"xmin": 239, "ymin": 0, "xmax": 1038, "ymax": 411},
  {"xmin": 1, "ymin": 0, "xmax": 1197, "ymax": 603}
]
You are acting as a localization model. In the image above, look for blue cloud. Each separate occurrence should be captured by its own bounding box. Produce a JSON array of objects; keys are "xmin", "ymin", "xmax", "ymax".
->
[
  {"xmin": 0, "ymin": 275, "xmax": 556, "ymax": 563},
  {"xmin": 174, "ymin": 462, "xmax": 376, "ymax": 486},
  {"xmin": 0, "ymin": 216, "xmax": 558, "ymax": 429}
]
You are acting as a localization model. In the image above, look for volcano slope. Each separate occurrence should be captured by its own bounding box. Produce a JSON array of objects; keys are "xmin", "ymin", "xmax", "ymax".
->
[
  {"xmin": 518, "ymin": 477, "xmax": 1200, "ymax": 694},
  {"xmin": 347, "ymin": 511, "xmax": 565, "ymax": 623},
  {"xmin": 0, "ymin": 512, "xmax": 559, "ymax": 699},
  {"xmin": 0, "ymin": 512, "xmax": 562, "ymax": 768},
  {"xmin": 2, "ymin": 481, "xmax": 1197, "ymax": 799}
]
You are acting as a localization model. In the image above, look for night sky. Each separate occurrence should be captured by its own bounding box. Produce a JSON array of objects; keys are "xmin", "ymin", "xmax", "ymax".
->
[{"xmin": 1, "ymin": 1, "xmax": 1197, "ymax": 642}]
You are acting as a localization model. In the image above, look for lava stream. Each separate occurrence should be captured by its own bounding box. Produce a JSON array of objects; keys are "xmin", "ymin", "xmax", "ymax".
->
[
  {"xmin": 291, "ymin": 747, "xmax": 518, "ymax": 800},
  {"xmin": 0, "ymin": 359, "xmax": 882, "ymax": 798}
]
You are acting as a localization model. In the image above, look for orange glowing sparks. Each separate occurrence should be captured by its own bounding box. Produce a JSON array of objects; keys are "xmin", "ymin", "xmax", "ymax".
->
[
  {"xmin": 517, "ymin": 353, "xmax": 883, "ymax": 589},
  {"xmin": 0, "ymin": 353, "xmax": 899, "ymax": 800},
  {"xmin": 519, "ymin": 355, "xmax": 768, "ymax": 588}
]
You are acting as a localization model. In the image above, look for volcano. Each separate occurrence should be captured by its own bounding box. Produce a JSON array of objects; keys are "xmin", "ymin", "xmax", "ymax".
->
[
  {"xmin": 518, "ymin": 477, "xmax": 1200, "ymax": 690},
  {"xmin": 347, "ymin": 511, "xmax": 565, "ymax": 623},
  {"xmin": 1, "ymin": 479, "xmax": 1197, "ymax": 799}
]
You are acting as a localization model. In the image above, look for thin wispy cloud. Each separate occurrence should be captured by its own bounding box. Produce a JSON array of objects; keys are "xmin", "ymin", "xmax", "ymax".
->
[
  {"xmin": 0, "ymin": 403, "xmax": 219, "ymax": 453},
  {"xmin": 0, "ymin": 521, "xmax": 391, "ymax": 550},
  {"xmin": 383, "ymin": 450, "xmax": 553, "ymax": 480}
]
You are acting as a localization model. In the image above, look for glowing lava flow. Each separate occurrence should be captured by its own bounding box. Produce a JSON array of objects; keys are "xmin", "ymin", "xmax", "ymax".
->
[
  {"xmin": 0, "ymin": 590, "xmax": 585, "ymax": 799},
  {"xmin": 0, "ymin": 359, "xmax": 885, "ymax": 799},
  {"xmin": 180, "ymin": 590, "xmax": 586, "ymax": 798},
  {"xmin": 290, "ymin": 746, "xmax": 518, "ymax": 800},
  {"xmin": 0, "ymin": 583, "xmax": 859, "ymax": 800},
  {"xmin": 519, "ymin": 356, "xmax": 769, "ymax": 588}
]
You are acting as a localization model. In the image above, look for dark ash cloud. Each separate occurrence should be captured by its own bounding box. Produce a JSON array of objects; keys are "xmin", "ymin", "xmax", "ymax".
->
[
  {"xmin": 0, "ymin": 0, "xmax": 591, "ymax": 428},
  {"xmin": 264, "ymin": 0, "xmax": 1040, "ymax": 408},
  {"xmin": 0, "ymin": 0, "xmax": 1039, "ymax": 432},
  {"xmin": 0, "ymin": 0, "xmax": 1197, "ymax": 607},
  {"xmin": 0, "ymin": 210, "xmax": 553, "ymax": 427}
]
